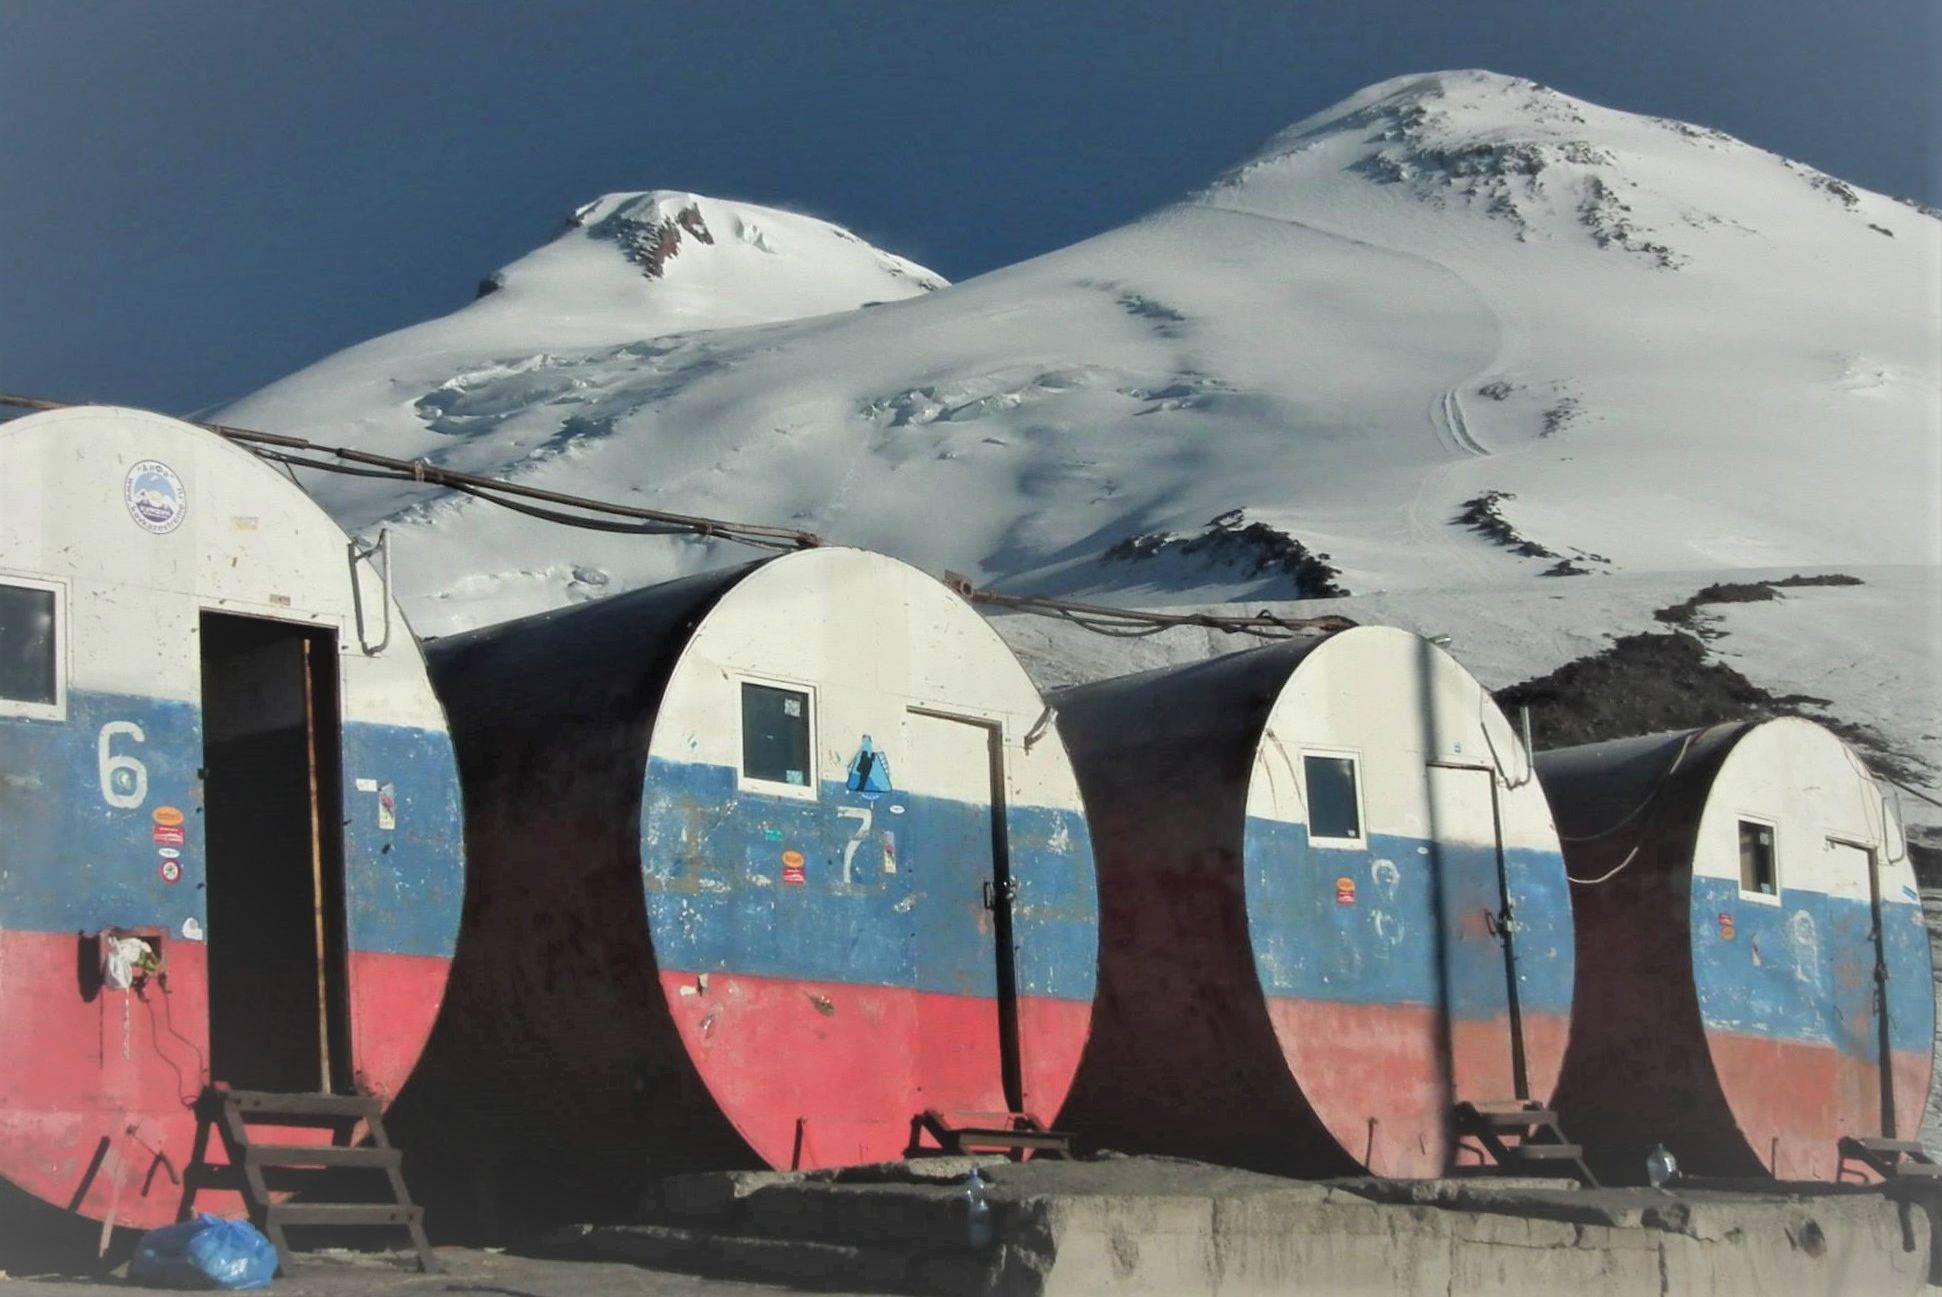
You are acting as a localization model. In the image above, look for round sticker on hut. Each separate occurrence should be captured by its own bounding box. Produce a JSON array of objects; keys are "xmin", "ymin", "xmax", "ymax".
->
[
  {"xmin": 123, "ymin": 460, "xmax": 187, "ymax": 534},
  {"xmin": 781, "ymin": 851, "xmax": 807, "ymax": 885},
  {"xmin": 152, "ymin": 806, "xmax": 185, "ymax": 827},
  {"xmin": 1335, "ymin": 876, "xmax": 1356, "ymax": 905},
  {"xmin": 158, "ymin": 858, "xmax": 181, "ymax": 884}
]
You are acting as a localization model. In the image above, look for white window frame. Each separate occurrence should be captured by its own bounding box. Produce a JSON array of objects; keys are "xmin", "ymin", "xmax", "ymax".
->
[
  {"xmin": 0, "ymin": 573, "xmax": 67, "ymax": 723},
  {"xmin": 1735, "ymin": 814, "xmax": 1782, "ymax": 906},
  {"xmin": 1300, "ymin": 746, "xmax": 1366, "ymax": 848},
  {"xmin": 735, "ymin": 674, "xmax": 819, "ymax": 801}
]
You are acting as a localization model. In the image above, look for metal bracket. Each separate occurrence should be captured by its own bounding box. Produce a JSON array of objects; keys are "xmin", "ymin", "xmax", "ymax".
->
[
  {"xmin": 348, "ymin": 529, "xmax": 392, "ymax": 656},
  {"xmin": 982, "ymin": 879, "xmax": 1017, "ymax": 911}
]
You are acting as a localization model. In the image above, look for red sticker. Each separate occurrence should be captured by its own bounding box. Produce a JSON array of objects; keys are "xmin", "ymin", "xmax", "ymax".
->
[
  {"xmin": 152, "ymin": 824, "xmax": 186, "ymax": 847},
  {"xmin": 782, "ymin": 851, "xmax": 806, "ymax": 886},
  {"xmin": 1335, "ymin": 876, "xmax": 1356, "ymax": 906},
  {"xmin": 159, "ymin": 858, "xmax": 182, "ymax": 884}
]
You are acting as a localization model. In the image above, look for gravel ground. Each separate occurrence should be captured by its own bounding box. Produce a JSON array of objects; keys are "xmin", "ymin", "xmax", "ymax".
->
[{"xmin": 0, "ymin": 1247, "xmax": 864, "ymax": 1296}]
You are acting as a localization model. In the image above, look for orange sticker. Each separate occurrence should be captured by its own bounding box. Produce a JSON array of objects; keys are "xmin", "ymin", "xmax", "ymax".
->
[
  {"xmin": 782, "ymin": 851, "xmax": 806, "ymax": 886},
  {"xmin": 151, "ymin": 806, "xmax": 185, "ymax": 827},
  {"xmin": 1335, "ymin": 876, "xmax": 1356, "ymax": 906},
  {"xmin": 1718, "ymin": 912, "xmax": 1735, "ymax": 941}
]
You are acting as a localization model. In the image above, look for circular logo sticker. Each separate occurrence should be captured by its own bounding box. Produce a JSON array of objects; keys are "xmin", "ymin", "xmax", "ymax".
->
[
  {"xmin": 159, "ymin": 858, "xmax": 182, "ymax": 884},
  {"xmin": 124, "ymin": 460, "xmax": 187, "ymax": 534}
]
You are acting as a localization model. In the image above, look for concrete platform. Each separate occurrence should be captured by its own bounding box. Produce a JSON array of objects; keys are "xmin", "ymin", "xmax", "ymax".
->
[{"xmin": 540, "ymin": 1154, "xmax": 1939, "ymax": 1296}]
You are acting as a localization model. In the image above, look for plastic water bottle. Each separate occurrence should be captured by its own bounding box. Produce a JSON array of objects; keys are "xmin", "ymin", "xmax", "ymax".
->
[
  {"xmin": 1646, "ymin": 1142, "xmax": 1678, "ymax": 1188},
  {"xmin": 963, "ymin": 1166, "xmax": 994, "ymax": 1249}
]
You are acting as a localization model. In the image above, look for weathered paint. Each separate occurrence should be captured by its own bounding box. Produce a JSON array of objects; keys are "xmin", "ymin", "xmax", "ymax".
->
[
  {"xmin": 1054, "ymin": 626, "xmax": 1575, "ymax": 1177},
  {"xmin": 0, "ymin": 407, "xmax": 464, "ymax": 1233},
  {"xmin": 1543, "ymin": 718, "xmax": 1932, "ymax": 1183},
  {"xmin": 414, "ymin": 548, "xmax": 1097, "ymax": 1232}
]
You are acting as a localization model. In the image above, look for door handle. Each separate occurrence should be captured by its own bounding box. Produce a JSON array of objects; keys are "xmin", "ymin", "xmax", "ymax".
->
[
  {"xmin": 1484, "ymin": 908, "xmax": 1516, "ymax": 937},
  {"xmin": 983, "ymin": 879, "xmax": 1017, "ymax": 910}
]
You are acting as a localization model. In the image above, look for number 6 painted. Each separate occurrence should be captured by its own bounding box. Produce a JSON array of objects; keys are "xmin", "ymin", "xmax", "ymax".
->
[{"xmin": 99, "ymin": 721, "xmax": 149, "ymax": 809}]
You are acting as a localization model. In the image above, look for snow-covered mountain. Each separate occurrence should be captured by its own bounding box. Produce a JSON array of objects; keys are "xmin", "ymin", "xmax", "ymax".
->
[
  {"xmin": 224, "ymin": 71, "xmax": 1937, "ymax": 626},
  {"xmin": 220, "ymin": 69, "xmax": 1938, "ymax": 802},
  {"xmin": 218, "ymin": 65, "xmax": 1942, "ymax": 1144}
]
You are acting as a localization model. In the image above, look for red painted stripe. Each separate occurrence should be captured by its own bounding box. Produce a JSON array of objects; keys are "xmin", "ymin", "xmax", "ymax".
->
[
  {"xmin": 0, "ymin": 931, "xmax": 448, "ymax": 1229},
  {"xmin": 1704, "ymin": 1031, "xmax": 1931, "ymax": 1181},
  {"xmin": 344, "ymin": 950, "xmax": 451, "ymax": 1102},
  {"xmin": 657, "ymin": 970, "xmax": 1091, "ymax": 1170},
  {"xmin": 1263, "ymin": 997, "xmax": 1572, "ymax": 1177}
]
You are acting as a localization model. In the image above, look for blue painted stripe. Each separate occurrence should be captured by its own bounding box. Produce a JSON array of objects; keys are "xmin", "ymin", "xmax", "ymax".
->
[
  {"xmin": 340, "ymin": 721, "xmax": 466, "ymax": 960},
  {"xmin": 0, "ymin": 687, "xmax": 463, "ymax": 960},
  {"xmin": 1242, "ymin": 818, "xmax": 1577, "ymax": 1018},
  {"xmin": 1690, "ymin": 876, "xmax": 1932, "ymax": 1056},
  {"xmin": 640, "ymin": 757, "xmax": 1097, "ymax": 1001}
]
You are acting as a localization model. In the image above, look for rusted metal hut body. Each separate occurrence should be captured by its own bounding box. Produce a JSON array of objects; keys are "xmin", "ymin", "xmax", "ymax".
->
[
  {"xmin": 0, "ymin": 407, "xmax": 464, "ymax": 1233},
  {"xmin": 420, "ymin": 547, "xmax": 1096, "ymax": 1219},
  {"xmin": 1052, "ymin": 626, "xmax": 1574, "ymax": 1177},
  {"xmin": 1542, "ymin": 718, "xmax": 1932, "ymax": 1183}
]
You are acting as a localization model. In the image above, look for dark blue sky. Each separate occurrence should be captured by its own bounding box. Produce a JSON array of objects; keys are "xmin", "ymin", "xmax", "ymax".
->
[{"xmin": 3, "ymin": 1, "xmax": 1935, "ymax": 416}]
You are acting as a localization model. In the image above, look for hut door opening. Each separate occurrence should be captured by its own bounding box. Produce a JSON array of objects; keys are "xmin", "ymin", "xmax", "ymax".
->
[
  {"xmin": 200, "ymin": 614, "xmax": 350, "ymax": 1095},
  {"xmin": 1426, "ymin": 763, "xmax": 1529, "ymax": 1106},
  {"xmin": 907, "ymin": 710, "xmax": 1023, "ymax": 1115},
  {"xmin": 1830, "ymin": 839, "xmax": 1895, "ymax": 1138}
]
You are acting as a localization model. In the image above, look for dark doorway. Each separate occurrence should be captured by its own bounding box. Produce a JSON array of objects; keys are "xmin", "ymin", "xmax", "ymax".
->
[{"xmin": 200, "ymin": 613, "xmax": 349, "ymax": 1093}]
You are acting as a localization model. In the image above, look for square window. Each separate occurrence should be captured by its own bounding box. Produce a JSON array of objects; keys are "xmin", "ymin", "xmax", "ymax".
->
[
  {"xmin": 741, "ymin": 682, "xmax": 812, "ymax": 791},
  {"xmin": 0, "ymin": 583, "xmax": 58, "ymax": 708},
  {"xmin": 1304, "ymin": 754, "xmax": 1362, "ymax": 842},
  {"xmin": 1739, "ymin": 820, "xmax": 1776, "ymax": 895}
]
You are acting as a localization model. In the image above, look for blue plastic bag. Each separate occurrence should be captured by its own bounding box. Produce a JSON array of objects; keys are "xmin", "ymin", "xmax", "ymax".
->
[{"xmin": 130, "ymin": 1214, "xmax": 278, "ymax": 1290}]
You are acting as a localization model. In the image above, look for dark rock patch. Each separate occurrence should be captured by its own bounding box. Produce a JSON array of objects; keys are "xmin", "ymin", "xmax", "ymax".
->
[{"xmin": 1105, "ymin": 509, "xmax": 1348, "ymax": 599}]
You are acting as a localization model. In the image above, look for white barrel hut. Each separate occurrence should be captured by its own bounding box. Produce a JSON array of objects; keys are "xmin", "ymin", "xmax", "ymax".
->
[
  {"xmin": 1053, "ymin": 626, "xmax": 1577, "ymax": 1178},
  {"xmin": 0, "ymin": 406, "xmax": 465, "ymax": 1236},
  {"xmin": 1542, "ymin": 718, "xmax": 1933, "ymax": 1182},
  {"xmin": 417, "ymin": 546, "xmax": 1098, "ymax": 1228}
]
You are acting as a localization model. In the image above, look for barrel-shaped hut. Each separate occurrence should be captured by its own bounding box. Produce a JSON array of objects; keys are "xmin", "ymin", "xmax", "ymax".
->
[
  {"xmin": 0, "ymin": 406, "xmax": 465, "ymax": 1234},
  {"xmin": 1051, "ymin": 626, "xmax": 1574, "ymax": 1177},
  {"xmin": 417, "ymin": 547, "xmax": 1097, "ymax": 1224},
  {"xmin": 1541, "ymin": 718, "xmax": 1932, "ymax": 1183}
]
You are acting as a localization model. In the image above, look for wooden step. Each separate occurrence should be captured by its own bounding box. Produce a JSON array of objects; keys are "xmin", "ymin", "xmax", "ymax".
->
[
  {"xmin": 267, "ymin": 1202, "xmax": 423, "ymax": 1228},
  {"xmin": 1848, "ymin": 1138, "xmax": 1930, "ymax": 1158},
  {"xmin": 1502, "ymin": 1144, "xmax": 1587, "ymax": 1161},
  {"xmin": 224, "ymin": 1089, "xmax": 382, "ymax": 1119},
  {"xmin": 182, "ymin": 1085, "xmax": 437, "ymax": 1274},
  {"xmin": 246, "ymin": 1144, "xmax": 402, "ymax": 1170},
  {"xmin": 949, "ymin": 1128, "xmax": 1071, "ymax": 1150},
  {"xmin": 1464, "ymin": 1106, "xmax": 1559, "ymax": 1129}
]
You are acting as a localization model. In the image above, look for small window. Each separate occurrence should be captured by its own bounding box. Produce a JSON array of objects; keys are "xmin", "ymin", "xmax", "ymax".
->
[
  {"xmin": 741, "ymin": 682, "xmax": 813, "ymax": 793},
  {"xmin": 0, "ymin": 581, "xmax": 60, "ymax": 716},
  {"xmin": 1304, "ymin": 754, "xmax": 1362, "ymax": 842},
  {"xmin": 1739, "ymin": 820, "xmax": 1777, "ymax": 896}
]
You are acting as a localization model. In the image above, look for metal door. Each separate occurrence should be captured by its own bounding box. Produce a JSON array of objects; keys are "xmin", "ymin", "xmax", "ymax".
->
[
  {"xmin": 1427, "ymin": 763, "xmax": 1528, "ymax": 1105},
  {"xmin": 906, "ymin": 710, "xmax": 1021, "ymax": 1113},
  {"xmin": 1828, "ymin": 839, "xmax": 1893, "ymax": 1136}
]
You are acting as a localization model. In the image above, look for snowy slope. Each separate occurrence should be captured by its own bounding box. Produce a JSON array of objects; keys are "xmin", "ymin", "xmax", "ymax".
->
[
  {"xmin": 220, "ymin": 66, "xmax": 1942, "ymax": 1146},
  {"xmin": 222, "ymin": 71, "xmax": 1938, "ymax": 633},
  {"xmin": 220, "ymin": 71, "xmax": 1938, "ymax": 781},
  {"xmin": 223, "ymin": 190, "xmax": 946, "ymax": 521}
]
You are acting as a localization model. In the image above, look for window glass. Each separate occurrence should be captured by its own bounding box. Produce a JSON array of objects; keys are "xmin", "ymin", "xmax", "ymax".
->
[
  {"xmin": 1739, "ymin": 820, "xmax": 1776, "ymax": 895},
  {"xmin": 0, "ymin": 584, "xmax": 56, "ymax": 706},
  {"xmin": 742, "ymin": 683, "xmax": 811, "ymax": 788},
  {"xmin": 1304, "ymin": 754, "xmax": 1361, "ymax": 841}
]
